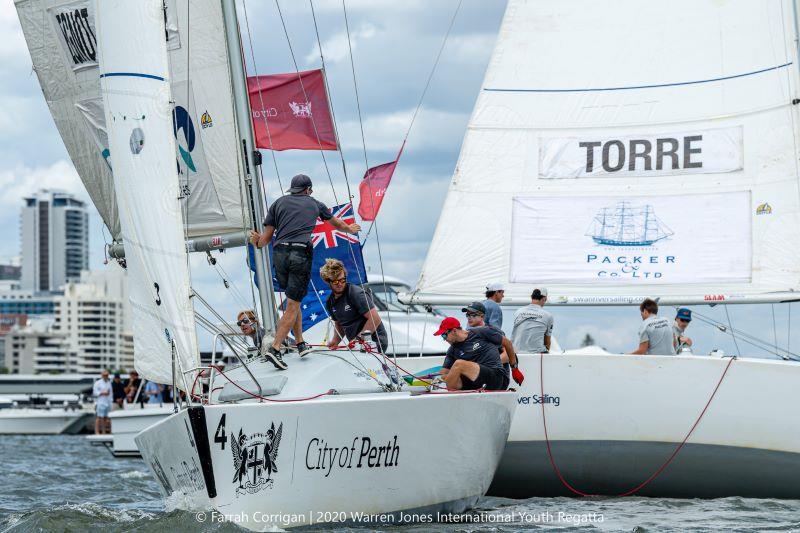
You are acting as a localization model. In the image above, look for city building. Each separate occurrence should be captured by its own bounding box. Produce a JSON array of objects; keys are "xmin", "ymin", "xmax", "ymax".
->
[
  {"xmin": 20, "ymin": 189, "xmax": 88, "ymax": 293},
  {"xmin": 5, "ymin": 266, "xmax": 134, "ymax": 374}
]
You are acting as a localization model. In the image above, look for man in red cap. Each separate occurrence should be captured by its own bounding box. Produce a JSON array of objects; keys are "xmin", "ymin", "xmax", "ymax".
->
[
  {"xmin": 433, "ymin": 317, "xmax": 509, "ymax": 390},
  {"xmin": 462, "ymin": 302, "xmax": 524, "ymax": 386}
]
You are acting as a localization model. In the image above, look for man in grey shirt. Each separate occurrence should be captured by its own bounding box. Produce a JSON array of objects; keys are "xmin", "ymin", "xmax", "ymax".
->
[
  {"xmin": 250, "ymin": 174, "xmax": 360, "ymax": 369},
  {"xmin": 511, "ymin": 288, "xmax": 553, "ymax": 353},
  {"xmin": 483, "ymin": 282, "xmax": 505, "ymax": 329},
  {"xmin": 630, "ymin": 298, "xmax": 676, "ymax": 355}
]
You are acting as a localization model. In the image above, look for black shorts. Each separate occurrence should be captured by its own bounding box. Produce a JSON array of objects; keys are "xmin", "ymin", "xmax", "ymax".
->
[
  {"xmin": 273, "ymin": 243, "xmax": 312, "ymax": 301},
  {"xmin": 462, "ymin": 365, "xmax": 509, "ymax": 391}
]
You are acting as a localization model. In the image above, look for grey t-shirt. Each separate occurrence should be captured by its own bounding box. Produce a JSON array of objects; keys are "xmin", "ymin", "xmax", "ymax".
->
[
  {"xmin": 264, "ymin": 194, "xmax": 332, "ymax": 245},
  {"xmin": 326, "ymin": 284, "xmax": 388, "ymax": 351},
  {"xmin": 511, "ymin": 304, "xmax": 553, "ymax": 353},
  {"xmin": 483, "ymin": 299, "xmax": 503, "ymax": 329},
  {"xmin": 443, "ymin": 326, "xmax": 504, "ymax": 371},
  {"xmin": 639, "ymin": 315, "xmax": 676, "ymax": 355}
]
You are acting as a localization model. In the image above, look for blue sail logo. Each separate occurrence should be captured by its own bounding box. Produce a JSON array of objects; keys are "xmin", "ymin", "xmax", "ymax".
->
[
  {"xmin": 586, "ymin": 201, "xmax": 673, "ymax": 247},
  {"xmin": 172, "ymin": 105, "xmax": 197, "ymax": 172}
]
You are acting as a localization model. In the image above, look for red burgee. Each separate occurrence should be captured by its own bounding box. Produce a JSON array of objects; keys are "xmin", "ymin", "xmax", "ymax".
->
[
  {"xmin": 358, "ymin": 159, "xmax": 399, "ymax": 221},
  {"xmin": 247, "ymin": 69, "xmax": 337, "ymax": 151}
]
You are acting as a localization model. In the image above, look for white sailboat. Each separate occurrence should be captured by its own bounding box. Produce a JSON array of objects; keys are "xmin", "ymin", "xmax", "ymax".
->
[
  {"xmin": 0, "ymin": 395, "xmax": 92, "ymax": 435},
  {"xmin": 401, "ymin": 0, "xmax": 800, "ymax": 498},
  {"xmin": 90, "ymin": 0, "xmax": 515, "ymax": 528}
]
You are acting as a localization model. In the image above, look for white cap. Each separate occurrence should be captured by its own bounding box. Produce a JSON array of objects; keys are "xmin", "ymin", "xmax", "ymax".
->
[
  {"xmin": 486, "ymin": 282, "xmax": 505, "ymax": 291},
  {"xmin": 531, "ymin": 287, "xmax": 548, "ymax": 298}
]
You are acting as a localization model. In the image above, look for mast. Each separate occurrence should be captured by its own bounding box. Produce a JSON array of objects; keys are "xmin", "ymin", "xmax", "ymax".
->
[{"xmin": 221, "ymin": 0, "xmax": 278, "ymax": 333}]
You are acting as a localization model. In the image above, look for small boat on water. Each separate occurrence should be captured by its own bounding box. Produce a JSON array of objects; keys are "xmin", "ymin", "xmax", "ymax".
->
[{"xmin": 0, "ymin": 395, "xmax": 92, "ymax": 435}]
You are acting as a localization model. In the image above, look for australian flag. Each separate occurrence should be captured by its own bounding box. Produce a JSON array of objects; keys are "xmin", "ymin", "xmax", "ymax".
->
[{"xmin": 249, "ymin": 203, "xmax": 367, "ymax": 331}]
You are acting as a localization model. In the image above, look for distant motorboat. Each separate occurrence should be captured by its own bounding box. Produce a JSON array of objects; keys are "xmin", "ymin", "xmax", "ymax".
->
[{"xmin": 0, "ymin": 395, "xmax": 92, "ymax": 435}]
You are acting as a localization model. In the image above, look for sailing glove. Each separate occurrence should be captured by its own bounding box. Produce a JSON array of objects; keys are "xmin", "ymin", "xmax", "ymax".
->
[{"xmin": 511, "ymin": 365, "xmax": 525, "ymax": 386}]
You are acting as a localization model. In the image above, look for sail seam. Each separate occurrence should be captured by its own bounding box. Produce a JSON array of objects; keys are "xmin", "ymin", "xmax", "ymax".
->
[{"xmin": 484, "ymin": 62, "xmax": 792, "ymax": 93}]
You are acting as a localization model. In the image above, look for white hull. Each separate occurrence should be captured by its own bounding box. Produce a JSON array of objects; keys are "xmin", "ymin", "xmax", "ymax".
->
[
  {"xmin": 108, "ymin": 404, "xmax": 173, "ymax": 457},
  {"xmin": 400, "ymin": 352, "xmax": 800, "ymax": 498},
  {"xmin": 0, "ymin": 408, "xmax": 92, "ymax": 435},
  {"xmin": 137, "ymin": 391, "xmax": 514, "ymax": 529}
]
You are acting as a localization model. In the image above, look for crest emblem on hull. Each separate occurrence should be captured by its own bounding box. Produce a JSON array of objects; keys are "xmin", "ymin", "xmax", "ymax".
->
[{"xmin": 231, "ymin": 422, "xmax": 283, "ymax": 496}]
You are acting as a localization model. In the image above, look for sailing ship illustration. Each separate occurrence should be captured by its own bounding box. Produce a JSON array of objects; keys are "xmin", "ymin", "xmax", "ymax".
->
[{"xmin": 586, "ymin": 201, "xmax": 674, "ymax": 246}]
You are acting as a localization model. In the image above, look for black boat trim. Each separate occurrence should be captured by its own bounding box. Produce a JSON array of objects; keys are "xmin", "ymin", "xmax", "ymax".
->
[{"xmin": 187, "ymin": 406, "xmax": 217, "ymax": 499}]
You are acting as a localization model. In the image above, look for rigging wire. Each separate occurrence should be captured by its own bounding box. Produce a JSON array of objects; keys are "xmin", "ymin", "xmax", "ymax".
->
[
  {"xmin": 723, "ymin": 306, "xmax": 742, "ymax": 357},
  {"xmin": 771, "ymin": 303, "xmax": 779, "ymax": 356},
  {"xmin": 690, "ymin": 308, "xmax": 800, "ymax": 360}
]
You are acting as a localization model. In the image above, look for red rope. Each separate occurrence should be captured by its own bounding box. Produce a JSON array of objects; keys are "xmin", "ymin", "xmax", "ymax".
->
[{"xmin": 539, "ymin": 352, "xmax": 735, "ymax": 497}]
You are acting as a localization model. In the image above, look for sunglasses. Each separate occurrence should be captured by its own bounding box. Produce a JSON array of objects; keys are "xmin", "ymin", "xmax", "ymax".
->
[
  {"xmin": 465, "ymin": 312, "xmax": 480, "ymax": 318},
  {"xmin": 677, "ymin": 318, "xmax": 690, "ymax": 323},
  {"xmin": 328, "ymin": 277, "xmax": 346, "ymax": 286},
  {"xmin": 440, "ymin": 329, "xmax": 453, "ymax": 340},
  {"xmin": 237, "ymin": 318, "xmax": 253, "ymax": 326}
]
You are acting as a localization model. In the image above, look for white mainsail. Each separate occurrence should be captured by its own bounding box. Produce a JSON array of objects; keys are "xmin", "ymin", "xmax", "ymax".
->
[
  {"xmin": 97, "ymin": 0, "xmax": 198, "ymax": 384},
  {"xmin": 412, "ymin": 0, "xmax": 800, "ymax": 306},
  {"xmin": 16, "ymin": 0, "xmax": 249, "ymax": 240}
]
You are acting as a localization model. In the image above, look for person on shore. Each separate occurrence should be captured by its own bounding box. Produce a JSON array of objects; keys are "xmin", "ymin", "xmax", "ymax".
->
[
  {"xmin": 463, "ymin": 301, "xmax": 524, "ymax": 386},
  {"xmin": 93, "ymin": 370, "xmax": 112, "ymax": 434},
  {"xmin": 250, "ymin": 174, "xmax": 360, "ymax": 369},
  {"xmin": 511, "ymin": 288, "xmax": 553, "ymax": 353},
  {"xmin": 237, "ymin": 310, "xmax": 266, "ymax": 351},
  {"xmin": 321, "ymin": 258, "xmax": 388, "ymax": 353},
  {"xmin": 483, "ymin": 283, "xmax": 505, "ymax": 329},
  {"xmin": 630, "ymin": 298, "xmax": 676, "ymax": 355},
  {"xmin": 111, "ymin": 373, "xmax": 126, "ymax": 410},
  {"xmin": 434, "ymin": 317, "xmax": 509, "ymax": 391},
  {"xmin": 674, "ymin": 308, "xmax": 693, "ymax": 353}
]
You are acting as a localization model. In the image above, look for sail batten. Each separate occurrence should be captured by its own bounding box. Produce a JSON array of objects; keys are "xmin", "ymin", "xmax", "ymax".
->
[{"xmin": 412, "ymin": 0, "xmax": 800, "ymax": 306}]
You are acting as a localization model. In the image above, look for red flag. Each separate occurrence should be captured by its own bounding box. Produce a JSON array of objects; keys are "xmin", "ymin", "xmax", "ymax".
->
[
  {"xmin": 247, "ymin": 69, "xmax": 337, "ymax": 151},
  {"xmin": 358, "ymin": 159, "xmax": 399, "ymax": 221}
]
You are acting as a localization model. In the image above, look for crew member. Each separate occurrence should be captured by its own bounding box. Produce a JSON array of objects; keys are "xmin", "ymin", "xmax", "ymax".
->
[
  {"xmin": 434, "ymin": 317, "xmax": 508, "ymax": 390},
  {"xmin": 237, "ymin": 310, "xmax": 266, "ymax": 351},
  {"xmin": 511, "ymin": 288, "xmax": 553, "ymax": 353},
  {"xmin": 630, "ymin": 298, "xmax": 676, "ymax": 355},
  {"xmin": 321, "ymin": 259, "xmax": 388, "ymax": 352},
  {"xmin": 674, "ymin": 308, "xmax": 693, "ymax": 352},
  {"xmin": 483, "ymin": 283, "xmax": 505, "ymax": 329},
  {"xmin": 250, "ymin": 174, "xmax": 360, "ymax": 369},
  {"xmin": 462, "ymin": 301, "xmax": 524, "ymax": 386}
]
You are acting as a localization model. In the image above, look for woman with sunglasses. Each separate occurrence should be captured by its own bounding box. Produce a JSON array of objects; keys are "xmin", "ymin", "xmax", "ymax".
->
[
  {"xmin": 320, "ymin": 259, "xmax": 388, "ymax": 353},
  {"xmin": 236, "ymin": 310, "xmax": 266, "ymax": 351}
]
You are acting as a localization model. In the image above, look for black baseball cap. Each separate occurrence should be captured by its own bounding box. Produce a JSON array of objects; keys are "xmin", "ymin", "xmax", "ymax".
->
[
  {"xmin": 462, "ymin": 301, "xmax": 486, "ymax": 315},
  {"xmin": 287, "ymin": 174, "xmax": 313, "ymax": 193}
]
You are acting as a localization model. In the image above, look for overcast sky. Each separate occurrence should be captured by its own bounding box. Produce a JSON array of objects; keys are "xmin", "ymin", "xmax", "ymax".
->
[{"xmin": 2, "ymin": 0, "xmax": 798, "ymax": 357}]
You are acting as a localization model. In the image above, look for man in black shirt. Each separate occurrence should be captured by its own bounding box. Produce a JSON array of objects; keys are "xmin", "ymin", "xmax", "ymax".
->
[
  {"xmin": 111, "ymin": 373, "xmax": 126, "ymax": 409},
  {"xmin": 433, "ymin": 317, "xmax": 509, "ymax": 391},
  {"xmin": 462, "ymin": 301, "xmax": 524, "ymax": 386},
  {"xmin": 320, "ymin": 258, "xmax": 388, "ymax": 352},
  {"xmin": 250, "ymin": 174, "xmax": 360, "ymax": 369}
]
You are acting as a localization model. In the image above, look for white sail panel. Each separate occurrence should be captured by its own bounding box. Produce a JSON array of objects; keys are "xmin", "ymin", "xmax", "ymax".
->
[
  {"xmin": 16, "ymin": 0, "xmax": 249, "ymax": 241},
  {"xmin": 413, "ymin": 0, "xmax": 800, "ymax": 305},
  {"xmin": 97, "ymin": 0, "xmax": 198, "ymax": 384},
  {"xmin": 15, "ymin": 0, "xmax": 120, "ymax": 238}
]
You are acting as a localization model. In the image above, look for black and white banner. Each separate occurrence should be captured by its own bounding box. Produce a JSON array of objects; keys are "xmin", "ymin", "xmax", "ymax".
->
[
  {"xmin": 49, "ymin": 1, "xmax": 97, "ymax": 71},
  {"xmin": 539, "ymin": 126, "xmax": 743, "ymax": 179}
]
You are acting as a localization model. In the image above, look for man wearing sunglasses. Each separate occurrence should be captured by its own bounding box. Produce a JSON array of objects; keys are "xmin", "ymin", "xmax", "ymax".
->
[
  {"xmin": 433, "ymin": 316, "xmax": 509, "ymax": 391},
  {"xmin": 674, "ymin": 308, "xmax": 693, "ymax": 353},
  {"xmin": 463, "ymin": 302, "xmax": 524, "ymax": 386},
  {"xmin": 250, "ymin": 174, "xmax": 360, "ymax": 369},
  {"xmin": 237, "ymin": 310, "xmax": 266, "ymax": 349}
]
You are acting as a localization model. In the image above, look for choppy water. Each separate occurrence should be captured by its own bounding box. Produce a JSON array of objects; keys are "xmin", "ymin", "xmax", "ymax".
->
[{"xmin": 2, "ymin": 435, "xmax": 799, "ymax": 532}]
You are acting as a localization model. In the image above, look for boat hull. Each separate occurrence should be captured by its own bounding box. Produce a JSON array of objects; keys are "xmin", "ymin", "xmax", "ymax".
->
[
  {"xmin": 400, "ymin": 352, "xmax": 800, "ymax": 498},
  {"xmin": 136, "ymin": 391, "xmax": 515, "ymax": 529},
  {"xmin": 0, "ymin": 408, "xmax": 92, "ymax": 435},
  {"xmin": 109, "ymin": 404, "xmax": 173, "ymax": 457}
]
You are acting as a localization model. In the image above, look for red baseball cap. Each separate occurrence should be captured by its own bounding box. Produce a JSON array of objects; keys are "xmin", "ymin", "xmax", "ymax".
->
[{"xmin": 433, "ymin": 317, "xmax": 461, "ymax": 336}]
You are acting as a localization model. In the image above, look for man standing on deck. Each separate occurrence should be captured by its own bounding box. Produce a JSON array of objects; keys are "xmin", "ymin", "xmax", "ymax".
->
[
  {"xmin": 250, "ymin": 174, "xmax": 361, "ymax": 369},
  {"xmin": 630, "ymin": 298, "xmax": 677, "ymax": 355},
  {"xmin": 674, "ymin": 308, "xmax": 693, "ymax": 353},
  {"xmin": 463, "ymin": 301, "xmax": 524, "ymax": 386},
  {"xmin": 511, "ymin": 288, "xmax": 553, "ymax": 353},
  {"xmin": 434, "ymin": 317, "xmax": 509, "ymax": 390},
  {"xmin": 483, "ymin": 282, "xmax": 505, "ymax": 329},
  {"xmin": 93, "ymin": 370, "xmax": 112, "ymax": 435}
]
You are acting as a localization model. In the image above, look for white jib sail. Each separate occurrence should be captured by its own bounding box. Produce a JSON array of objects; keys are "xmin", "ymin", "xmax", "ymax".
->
[
  {"xmin": 412, "ymin": 0, "xmax": 800, "ymax": 306},
  {"xmin": 16, "ymin": 0, "xmax": 249, "ymax": 240},
  {"xmin": 97, "ymin": 0, "xmax": 199, "ymax": 384}
]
